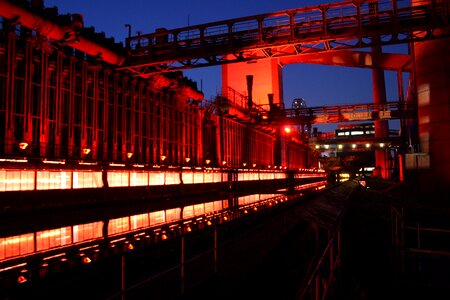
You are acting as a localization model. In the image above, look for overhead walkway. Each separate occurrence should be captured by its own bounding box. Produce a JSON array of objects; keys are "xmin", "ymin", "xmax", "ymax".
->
[
  {"xmin": 121, "ymin": 0, "xmax": 450, "ymax": 76},
  {"xmin": 265, "ymin": 100, "xmax": 415, "ymax": 125}
]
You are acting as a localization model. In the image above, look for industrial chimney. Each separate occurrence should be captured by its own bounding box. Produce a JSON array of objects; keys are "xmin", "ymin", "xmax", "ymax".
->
[{"xmin": 246, "ymin": 75, "xmax": 253, "ymax": 109}]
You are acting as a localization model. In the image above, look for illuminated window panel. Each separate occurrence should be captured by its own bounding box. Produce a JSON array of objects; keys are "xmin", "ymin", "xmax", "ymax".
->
[
  {"xmin": 36, "ymin": 171, "xmax": 71, "ymax": 190},
  {"xmin": 73, "ymin": 171, "xmax": 102, "ymax": 189},
  {"xmin": 204, "ymin": 202, "xmax": 214, "ymax": 214},
  {"xmin": 149, "ymin": 210, "xmax": 165, "ymax": 226},
  {"xmin": 130, "ymin": 213, "xmax": 149, "ymax": 230},
  {"xmin": 165, "ymin": 172, "xmax": 179, "ymax": 185},
  {"xmin": 351, "ymin": 130, "xmax": 364, "ymax": 135},
  {"xmin": 213, "ymin": 172, "xmax": 223, "ymax": 183},
  {"xmin": 0, "ymin": 170, "xmax": 35, "ymax": 191},
  {"xmin": 193, "ymin": 203, "xmax": 205, "ymax": 216},
  {"xmin": 108, "ymin": 172, "xmax": 130, "ymax": 187},
  {"xmin": 73, "ymin": 222, "xmax": 103, "ymax": 243},
  {"xmin": 165, "ymin": 208, "xmax": 181, "ymax": 223},
  {"xmin": 182, "ymin": 171, "xmax": 194, "ymax": 184},
  {"xmin": 239, "ymin": 194, "xmax": 257, "ymax": 205},
  {"xmin": 223, "ymin": 200, "xmax": 229, "ymax": 209},
  {"xmin": 108, "ymin": 217, "xmax": 130, "ymax": 236},
  {"xmin": 36, "ymin": 227, "xmax": 72, "ymax": 251},
  {"xmin": 238, "ymin": 173, "xmax": 245, "ymax": 181},
  {"xmin": 0, "ymin": 233, "xmax": 34, "ymax": 260},
  {"xmin": 213, "ymin": 200, "xmax": 224, "ymax": 211},
  {"xmin": 149, "ymin": 172, "xmax": 165, "ymax": 185},
  {"xmin": 183, "ymin": 205, "xmax": 194, "ymax": 219},
  {"xmin": 238, "ymin": 196, "xmax": 248, "ymax": 205},
  {"xmin": 130, "ymin": 172, "xmax": 149, "ymax": 187},
  {"xmin": 193, "ymin": 172, "xmax": 204, "ymax": 184},
  {"xmin": 204, "ymin": 172, "xmax": 214, "ymax": 183}
]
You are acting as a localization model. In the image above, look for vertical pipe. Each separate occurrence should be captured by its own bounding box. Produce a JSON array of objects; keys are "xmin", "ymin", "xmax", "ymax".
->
[
  {"xmin": 181, "ymin": 235, "xmax": 185, "ymax": 294},
  {"xmin": 112, "ymin": 73, "xmax": 119, "ymax": 161},
  {"xmin": 39, "ymin": 46, "xmax": 49, "ymax": 157},
  {"xmin": 214, "ymin": 225, "xmax": 218, "ymax": 273},
  {"xmin": 315, "ymin": 274, "xmax": 321, "ymax": 300},
  {"xmin": 121, "ymin": 255, "xmax": 126, "ymax": 300},
  {"xmin": 372, "ymin": 45, "xmax": 389, "ymax": 179},
  {"xmin": 398, "ymin": 153, "xmax": 404, "ymax": 182},
  {"xmin": 4, "ymin": 28, "xmax": 15, "ymax": 153},
  {"xmin": 417, "ymin": 222, "xmax": 421, "ymax": 272},
  {"xmin": 337, "ymin": 230, "xmax": 341, "ymax": 269},
  {"xmin": 329, "ymin": 230, "xmax": 334, "ymax": 278},
  {"xmin": 370, "ymin": 0, "xmax": 389, "ymax": 180},
  {"xmin": 91, "ymin": 67, "xmax": 98, "ymax": 160},
  {"xmin": 80, "ymin": 62, "xmax": 88, "ymax": 156}
]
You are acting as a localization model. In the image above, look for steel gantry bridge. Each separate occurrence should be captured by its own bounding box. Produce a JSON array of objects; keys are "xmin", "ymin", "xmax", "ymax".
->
[
  {"xmin": 271, "ymin": 100, "xmax": 415, "ymax": 125},
  {"xmin": 120, "ymin": 0, "xmax": 450, "ymax": 76}
]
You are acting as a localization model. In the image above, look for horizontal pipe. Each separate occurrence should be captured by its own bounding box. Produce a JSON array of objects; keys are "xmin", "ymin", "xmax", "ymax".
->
[{"xmin": 0, "ymin": 0, "xmax": 125, "ymax": 66}]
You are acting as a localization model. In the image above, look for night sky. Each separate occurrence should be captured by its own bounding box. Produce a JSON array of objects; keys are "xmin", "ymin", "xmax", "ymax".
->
[{"xmin": 44, "ymin": 0, "xmax": 407, "ymax": 132}]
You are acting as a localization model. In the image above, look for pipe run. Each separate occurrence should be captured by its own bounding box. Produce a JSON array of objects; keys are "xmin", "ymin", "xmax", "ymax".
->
[{"xmin": 0, "ymin": 0, "xmax": 125, "ymax": 66}]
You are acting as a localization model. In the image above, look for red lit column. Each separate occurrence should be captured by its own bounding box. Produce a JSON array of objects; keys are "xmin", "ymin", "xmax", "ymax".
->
[
  {"xmin": 414, "ymin": 34, "xmax": 450, "ymax": 192},
  {"xmin": 372, "ymin": 45, "xmax": 390, "ymax": 179}
]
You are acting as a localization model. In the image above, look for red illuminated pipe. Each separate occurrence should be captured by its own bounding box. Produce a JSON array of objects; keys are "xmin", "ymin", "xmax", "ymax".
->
[{"xmin": 0, "ymin": 0, "xmax": 125, "ymax": 66}]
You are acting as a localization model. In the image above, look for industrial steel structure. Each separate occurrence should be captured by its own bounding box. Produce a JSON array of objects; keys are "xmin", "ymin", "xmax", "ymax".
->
[{"xmin": 1, "ymin": 0, "xmax": 450, "ymax": 297}]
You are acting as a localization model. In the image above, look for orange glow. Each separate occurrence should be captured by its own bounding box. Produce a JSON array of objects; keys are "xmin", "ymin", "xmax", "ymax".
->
[
  {"xmin": 161, "ymin": 234, "xmax": 168, "ymax": 240},
  {"xmin": 127, "ymin": 243, "xmax": 134, "ymax": 250},
  {"xmin": 19, "ymin": 142, "xmax": 28, "ymax": 150},
  {"xmin": 205, "ymin": 159, "xmax": 211, "ymax": 165},
  {"xmin": 127, "ymin": 152, "xmax": 133, "ymax": 159},
  {"xmin": 284, "ymin": 127, "xmax": 291, "ymax": 134},
  {"xmin": 185, "ymin": 157, "xmax": 191, "ymax": 163},
  {"xmin": 17, "ymin": 275, "xmax": 27, "ymax": 284},
  {"xmin": 160, "ymin": 155, "xmax": 167, "ymax": 161},
  {"xmin": 207, "ymin": 220, "xmax": 212, "ymax": 226},
  {"xmin": 82, "ymin": 148, "xmax": 91, "ymax": 155},
  {"xmin": 222, "ymin": 161, "xmax": 227, "ymax": 166},
  {"xmin": 82, "ymin": 256, "xmax": 91, "ymax": 264}
]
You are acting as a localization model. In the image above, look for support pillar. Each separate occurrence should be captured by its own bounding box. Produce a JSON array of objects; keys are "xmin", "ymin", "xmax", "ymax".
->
[
  {"xmin": 372, "ymin": 45, "xmax": 390, "ymax": 179},
  {"xmin": 413, "ymin": 34, "xmax": 450, "ymax": 193}
]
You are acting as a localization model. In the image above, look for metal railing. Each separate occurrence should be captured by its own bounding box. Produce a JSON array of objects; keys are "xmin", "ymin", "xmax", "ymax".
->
[
  {"xmin": 391, "ymin": 205, "xmax": 450, "ymax": 275},
  {"xmin": 123, "ymin": 0, "xmax": 450, "ymax": 75},
  {"xmin": 298, "ymin": 226, "xmax": 341, "ymax": 300}
]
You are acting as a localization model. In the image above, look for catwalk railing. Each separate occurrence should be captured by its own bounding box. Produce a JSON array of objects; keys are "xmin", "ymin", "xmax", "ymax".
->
[{"xmin": 266, "ymin": 100, "xmax": 415, "ymax": 125}]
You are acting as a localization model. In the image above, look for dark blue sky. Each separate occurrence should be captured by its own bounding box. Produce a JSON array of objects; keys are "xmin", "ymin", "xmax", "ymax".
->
[{"xmin": 45, "ymin": 0, "xmax": 408, "ymax": 132}]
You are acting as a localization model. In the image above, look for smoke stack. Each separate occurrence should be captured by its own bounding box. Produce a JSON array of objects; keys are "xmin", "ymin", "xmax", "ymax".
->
[
  {"xmin": 267, "ymin": 93, "xmax": 273, "ymax": 107},
  {"xmin": 246, "ymin": 75, "xmax": 253, "ymax": 109}
]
